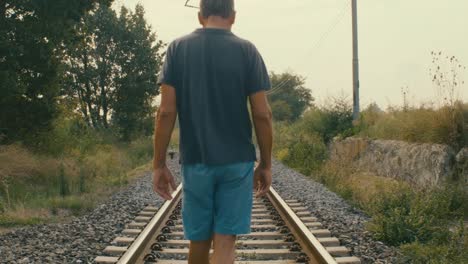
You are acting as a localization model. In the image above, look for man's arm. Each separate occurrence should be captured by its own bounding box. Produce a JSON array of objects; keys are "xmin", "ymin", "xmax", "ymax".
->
[
  {"xmin": 249, "ymin": 91, "xmax": 273, "ymax": 196},
  {"xmin": 153, "ymin": 84, "xmax": 177, "ymax": 200}
]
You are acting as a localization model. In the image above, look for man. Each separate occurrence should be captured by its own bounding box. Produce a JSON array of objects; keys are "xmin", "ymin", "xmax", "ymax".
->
[{"xmin": 152, "ymin": 0, "xmax": 273, "ymax": 263}]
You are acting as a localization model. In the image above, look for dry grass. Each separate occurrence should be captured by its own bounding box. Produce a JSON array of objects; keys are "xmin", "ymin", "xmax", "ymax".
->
[
  {"xmin": 358, "ymin": 101, "xmax": 467, "ymax": 150},
  {"xmin": 315, "ymin": 160, "xmax": 409, "ymax": 210},
  {"xmin": 0, "ymin": 144, "xmax": 39, "ymax": 180},
  {"xmin": 0, "ymin": 138, "xmax": 154, "ymax": 229},
  {"xmin": 346, "ymin": 172, "xmax": 409, "ymax": 206}
]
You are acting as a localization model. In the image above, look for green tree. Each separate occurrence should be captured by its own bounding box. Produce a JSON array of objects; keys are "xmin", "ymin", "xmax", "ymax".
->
[
  {"xmin": 270, "ymin": 100, "xmax": 293, "ymax": 121},
  {"xmin": 0, "ymin": 0, "xmax": 111, "ymax": 143},
  {"xmin": 268, "ymin": 72, "xmax": 314, "ymax": 122},
  {"xmin": 112, "ymin": 5, "xmax": 165, "ymax": 140},
  {"xmin": 63, "ymin": 3, "xmax": 164, "ymax": 140},
  {"xmin": 64, "ymin": 3, "xmax": 119, "ymax": 129}
]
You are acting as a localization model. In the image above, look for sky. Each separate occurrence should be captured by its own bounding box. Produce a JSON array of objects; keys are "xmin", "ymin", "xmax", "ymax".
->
[{"xmin": 115, "ymin": 0, "xmax": 468, "ymax": 109}]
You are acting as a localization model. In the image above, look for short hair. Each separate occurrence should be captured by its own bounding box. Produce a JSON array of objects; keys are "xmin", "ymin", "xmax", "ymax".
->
[{"xmin": 200, "ymin": 0, "xmax": 235, "ymax": 19}]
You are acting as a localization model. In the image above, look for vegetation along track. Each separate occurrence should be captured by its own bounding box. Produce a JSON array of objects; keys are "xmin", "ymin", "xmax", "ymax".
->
[{"xmin": 95, "ymin": 184, "xmax": 360, "ymax": 264}]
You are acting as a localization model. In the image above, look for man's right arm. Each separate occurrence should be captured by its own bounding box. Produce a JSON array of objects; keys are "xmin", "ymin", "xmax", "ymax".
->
[{"xmin": 249, "ymin": 91, "xmax": 273, "ymax": 196}]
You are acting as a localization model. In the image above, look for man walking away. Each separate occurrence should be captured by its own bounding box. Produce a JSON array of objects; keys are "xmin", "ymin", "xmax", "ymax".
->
[{"xmin": 152, "ymin": 0, "xmax": 273, "ymax": 263}]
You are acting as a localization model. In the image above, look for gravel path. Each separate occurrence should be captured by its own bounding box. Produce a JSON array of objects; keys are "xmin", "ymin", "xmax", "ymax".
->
[{"xmin": 0, "ymin": 155, "xmax": 398, "ymax": 263}]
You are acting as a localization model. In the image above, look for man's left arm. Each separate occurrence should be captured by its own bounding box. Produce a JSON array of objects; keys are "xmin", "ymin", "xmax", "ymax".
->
[{"xmin": 153, "ymin": 84, "xmax": 177, "ymax": 200}]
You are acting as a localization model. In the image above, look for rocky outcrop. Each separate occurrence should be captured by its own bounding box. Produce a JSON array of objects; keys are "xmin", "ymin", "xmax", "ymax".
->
[
  {"xmin": 329, "ymin": 137, "xmax": 463, "ymax": 187},
  {"xmin": 455, "ymin": 147, "xmax": 468, "ymax": 187}
]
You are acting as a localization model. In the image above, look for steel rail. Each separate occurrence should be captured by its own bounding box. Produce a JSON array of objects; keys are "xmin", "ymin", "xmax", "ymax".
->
[
  {"xmin": 267, "ymin": 187, "xmax": 338, "ymax": 264},
  {"xmin": 97, "ymin": 184, "xmax": 355, "ymax": 264},
  {"xmin": 117, "ymin": 184, "xmax": 182, "ymax": 264}
]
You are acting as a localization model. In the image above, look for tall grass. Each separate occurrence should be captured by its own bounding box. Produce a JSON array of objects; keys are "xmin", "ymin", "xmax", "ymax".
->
[
  {"xmin": 0, "ymin": 109, "xmax": 155, "ymax": 227},
  {"xmin": 357, "ymin": 101, "xmax": 467, "ymax": 151}
]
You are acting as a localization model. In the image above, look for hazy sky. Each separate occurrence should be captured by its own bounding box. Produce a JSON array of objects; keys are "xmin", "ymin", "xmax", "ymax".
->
[{"xmin": 115, "ymin": 0, "xmax": 468, "ymax": 108}]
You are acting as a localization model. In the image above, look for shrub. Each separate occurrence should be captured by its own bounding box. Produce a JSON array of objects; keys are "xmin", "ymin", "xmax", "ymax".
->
[
  {"xmin": 367, "ymin": 185, "xmax": 466, "ymax": 246},
  {"xmin": 273, "ymin": 120, "xmax": 327, "ymax": 175},
  {"xmin": 272, "ymin": 97, "xmax": 354, "ymax": 175},
  {"xmin": 300, "ymin": 100, "xmax": 354, "ymax": 144},
  {"xmin": 281, "ymin": 132, "xmax": 327, "ymax": 175},
  {"xmin": 400, "ymin": 224, "xmax": 468, "ymax": 264}
]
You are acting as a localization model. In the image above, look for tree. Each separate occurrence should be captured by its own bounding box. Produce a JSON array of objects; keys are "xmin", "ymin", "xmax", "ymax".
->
[
  {"xmin": 0, "ymin": 0, "xmax": 111, "ymax": 143},
  {"xmin": 112, "ymin": 5, "xmax": 165, "ymax": 140},
  {"xmin": 64, "ymin": 3, "xmax": 119, "ymax": 129},
  {"xmin": 270, "ymin": 100, "xmax": 293, "ymax": 121},
  {"xmin": 268, "ymin": 72, "xmax": 314, "ymax": 122},
  {"xmin": 63, "ymin": 4, "xmax": 164, "ymax": 140}
]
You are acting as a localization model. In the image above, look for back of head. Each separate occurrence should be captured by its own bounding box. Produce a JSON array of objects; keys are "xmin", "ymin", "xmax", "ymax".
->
[{"xmin": 200, "ymin": 0, "xmax": 235, "ymax": 19}]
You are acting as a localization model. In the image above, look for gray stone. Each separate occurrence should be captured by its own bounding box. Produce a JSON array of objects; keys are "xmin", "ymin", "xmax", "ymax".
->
[
  {"xmin": 455, "ymin": 147, "xmax": 468, "ymax": 188},
  {"xmin": 18, "ymin": 257, "xmax": 30, "ymax": 264},
  {"xmin": 330, "ymin": 137, "xmax": 458, "ymax": 187}
]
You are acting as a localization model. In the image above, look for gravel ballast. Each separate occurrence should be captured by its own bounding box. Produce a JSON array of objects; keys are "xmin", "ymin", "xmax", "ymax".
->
[
  {"xmin": 271, "ymin": 159, "xmax": 399, "ymax": 263},
  {"xmin": 0, "ymin": 155, "xmax": 398, "ymax": 263}
]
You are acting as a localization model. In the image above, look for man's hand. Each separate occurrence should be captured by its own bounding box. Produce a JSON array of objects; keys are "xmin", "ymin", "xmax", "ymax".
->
[
  {"xmin": 153, "ymin": 165, "xmax": 177, "ymax": 200},
  {"xmin": 253, "ymin": 164, "xmax": 272, "ymax": 197}
]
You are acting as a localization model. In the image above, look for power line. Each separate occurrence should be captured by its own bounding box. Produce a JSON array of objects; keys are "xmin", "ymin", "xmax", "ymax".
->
[
  {"xmin": 179, "ymin": 0, "xmax": 350, "ymax": 97},
  {"xmin": 266, "ymin": 1, "xmax": 351, "ymax": 96}
]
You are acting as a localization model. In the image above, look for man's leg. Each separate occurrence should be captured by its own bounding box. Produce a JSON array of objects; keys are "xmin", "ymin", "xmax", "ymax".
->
[
  {"xmin": 188, "ymin": 238, "xmax": 212, "ymax": 264},
  {"xmin": 212, "ymin": 161, "xmax": 255, "ymax": 264},
  {"xmin": 181, "ymin": 164, "xmax": 215, "ymax": 263},
  {"xmin": 211, "ymin": 233, "xmax": 236, "ymax": 264}
]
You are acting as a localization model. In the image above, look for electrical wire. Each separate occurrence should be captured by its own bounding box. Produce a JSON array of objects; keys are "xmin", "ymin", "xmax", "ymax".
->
[
  {"xmin": 266, "ymin": 1, "xmax": 351, "ymax": 95},
  {"xmin": 115, "ymin": 0, "xmax": 350, "ymax": 97}
]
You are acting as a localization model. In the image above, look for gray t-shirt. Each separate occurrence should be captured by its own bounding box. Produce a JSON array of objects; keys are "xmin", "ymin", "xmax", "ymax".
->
[{"xmin": 157, "ymin": 27, "xmax": 271, "ymax": 165}]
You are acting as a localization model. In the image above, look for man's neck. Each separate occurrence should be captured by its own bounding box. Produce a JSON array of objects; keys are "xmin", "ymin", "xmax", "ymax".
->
[{"xmin": 203, "ymin": 17, "xmax": 232, "ymax": 31}]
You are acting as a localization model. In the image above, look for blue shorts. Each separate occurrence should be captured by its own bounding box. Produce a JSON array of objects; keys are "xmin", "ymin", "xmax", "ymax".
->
[{"xmin": 181, "ymin": 161, "xmax": 255, "ymax": 241}]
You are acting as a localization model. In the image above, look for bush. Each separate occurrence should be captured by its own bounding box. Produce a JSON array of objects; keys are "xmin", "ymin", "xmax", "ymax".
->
[
  {"xmin": 400, "ymin": 224, "xmax": 468, "ymax": 264},
  {"xmin": 272, "ymin": 97, "xmax": 354, "ymax": 175},
  {"xmin": 367, "ymin": 185, "xmax": 466, "ymax": 246},
  {"xmin": 27, "ymin": 108, "xmax": 105, "ymax": 156},
  {"xmin": 300, "ymin": 100, "xmax": 354, "ymax": 144},
  {"xmin": 281, "ymin": 132, "xmax": 327, "ymax": 175},
  {"xmin": 273, "ymin": 121, "xmax": 327, "ymax": 175}
]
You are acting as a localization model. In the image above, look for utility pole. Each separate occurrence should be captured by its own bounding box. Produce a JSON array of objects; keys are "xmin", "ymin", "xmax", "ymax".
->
[{"xmin": 352, "ymin": 0, "xmax": 360, "ymax": 120}]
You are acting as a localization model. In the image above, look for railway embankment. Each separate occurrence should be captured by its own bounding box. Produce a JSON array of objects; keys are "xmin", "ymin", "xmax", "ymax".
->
[{"xmin": 329, "ymin": 137, "xmax": 467, "ymax": 188}]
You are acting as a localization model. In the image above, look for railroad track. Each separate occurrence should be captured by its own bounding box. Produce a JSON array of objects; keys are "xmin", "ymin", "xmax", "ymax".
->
[{"xmin": 95, "ymin": 184, "xmax": 360, "ymax": 264}]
